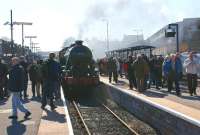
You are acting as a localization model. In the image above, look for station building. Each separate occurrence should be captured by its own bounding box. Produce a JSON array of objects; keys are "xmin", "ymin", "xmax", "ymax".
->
[{"xmin": 147, "ymin": 18, "xmax": 200, "ymax": 55}]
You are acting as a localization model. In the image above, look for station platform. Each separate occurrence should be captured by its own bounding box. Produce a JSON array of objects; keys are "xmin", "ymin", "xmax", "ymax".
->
[
  {"xmin": 100, "ymin": 76, "xmax": 200, "ymax": 121},
  {"xmin": 0, "ymin": 84, "xmax": 72, "ymax": 135}
]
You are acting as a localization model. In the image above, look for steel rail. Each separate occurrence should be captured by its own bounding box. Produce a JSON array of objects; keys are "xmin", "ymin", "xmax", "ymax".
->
[
  {"xmin": 102, "ymin": 103, "xmax": 140, "ymax": 135},
  {"xmin": 72, "ymin": 101, "xmax": 91, "ymax": 135}
]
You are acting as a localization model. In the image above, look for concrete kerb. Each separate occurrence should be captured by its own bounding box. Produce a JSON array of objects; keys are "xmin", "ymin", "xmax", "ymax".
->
[
  {"xmin": 102, "ymin": 81, "xmax": 200, "ymax": 135},
  {"xmin": 61, "ymin": 88, "xmax": 74, "ymax": 135}
]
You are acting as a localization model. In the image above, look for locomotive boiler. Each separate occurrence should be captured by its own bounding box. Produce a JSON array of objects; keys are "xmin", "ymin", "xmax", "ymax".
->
[{"xmin": 60, "ymin": 40, "xmax": 99, "ymax": 95}]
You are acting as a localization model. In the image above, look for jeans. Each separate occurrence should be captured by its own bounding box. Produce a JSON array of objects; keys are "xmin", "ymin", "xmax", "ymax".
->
[
  {"xmin": 41, "ymin": 80, "xmax": 55, "ymax": 107},
  {"xmin": 167, "ymin": 73, "xmax": 180, "ymax": 95},
  {"xmin": 136, "ymin": 78, "xmax": 145, "ymax": 92},
  {"xmin": 23, "ymin": 77, "xmax": 28, "ymax": 97},
  {"xmin": 148, "ymin": 72, "xmax": 155, "ymax": 88},
  {"xmin": 36, "ymin": 82, "xmax": 41, "ymax": 97},
  {"xmin": 31, "ymin": 81, "xmax": 36, "ymax": 97},
  {"xmin": 128, "ymin": 74, "xmax": 137, "ymax": 89},
  {"xmin": 187, "ymin": 74, "xmax": 197, "ymax": 95},
  {"xmin": 108, "ymin": 70, "xmax": 118, "ymax": 83},
  {"xmin": 12, "ymin": 92, "xmax": 29, "ymax": 116},
  {"xmin": 54, "ymin": 81, "xmax": 61, "ymax": 99}
]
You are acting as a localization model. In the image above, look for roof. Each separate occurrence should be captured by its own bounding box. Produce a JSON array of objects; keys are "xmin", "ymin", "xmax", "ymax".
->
[{"xmin": 107, "ymin": 45, "xmax": 156, "ymax": 53}]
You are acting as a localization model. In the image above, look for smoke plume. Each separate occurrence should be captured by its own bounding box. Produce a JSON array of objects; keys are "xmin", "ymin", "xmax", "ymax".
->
[{"xmin": 78, "ymin": 0, "xmax": 131, "ymax": 39}]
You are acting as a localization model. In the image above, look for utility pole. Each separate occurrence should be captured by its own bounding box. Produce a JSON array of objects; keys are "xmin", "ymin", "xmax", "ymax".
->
[
  {"xmin": 4, "ymin": 10, "xmax": 14, "ymax": 55},
  {"xmin": 133, "ymin": 29, "xmax": 143, "ymax": 42},
  {"xmin": 102, "ymin": 19, "xmax": 109, "ymax": 51},
  {"xmin": 10, "ymin": 10, "xmax": 13, "ymax": 54},
  {"xmin": 106, "ymin": 21, "xmax": 109, "ymax": 51},
  {"xmin": 32, "ymin": 43, "xmax": 39, "ymax": 59},
  {"xmin": 25, "ymin": 36, "xmax": 37, "ymax": 52},
  {"xmin": 4, "ymin": 10, "xmax": 33, "ymax": 55},
  {"xmin": 32, "ymin": 43, "xmax": 39, "ymax": 53},
  {"xmin": 13, "ymin": 22, "xmax": 32, "ymax": 47}
]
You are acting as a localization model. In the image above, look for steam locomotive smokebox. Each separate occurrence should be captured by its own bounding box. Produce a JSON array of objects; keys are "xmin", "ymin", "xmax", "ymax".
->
[{"xmin": 61, "ymin": 41, "xmax": 100, "ymax": 97}]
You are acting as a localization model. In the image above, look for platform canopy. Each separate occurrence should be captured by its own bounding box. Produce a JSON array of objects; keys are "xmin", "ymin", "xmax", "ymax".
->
[
  {"xmin": 107, "ymin": 45, "xmax": 155, "ymax": 53},
  {"xmin": 106, "ymin": 45, "xmax": 156, "ymax": 59}
]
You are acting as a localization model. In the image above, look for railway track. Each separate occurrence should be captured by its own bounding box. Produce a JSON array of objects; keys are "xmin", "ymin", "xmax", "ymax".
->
[{"xmin": 67, "ymin": 98, "xmax": 157, "ymax": 135}]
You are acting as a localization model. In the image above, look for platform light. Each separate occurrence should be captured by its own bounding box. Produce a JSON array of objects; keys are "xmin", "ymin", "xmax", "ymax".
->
[
  {"xmin": 165, "ymin": 23, "xmax": 179, "ymax": 52},
  {"xmin": 165, "ymin": 28, "xmax": 176, "ymax": 37}
]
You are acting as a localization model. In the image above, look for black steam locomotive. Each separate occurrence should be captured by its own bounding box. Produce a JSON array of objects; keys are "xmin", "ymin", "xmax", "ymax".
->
[{"xmin": 60, "ymin": 40, "xmax": 99, "ymax": 95}]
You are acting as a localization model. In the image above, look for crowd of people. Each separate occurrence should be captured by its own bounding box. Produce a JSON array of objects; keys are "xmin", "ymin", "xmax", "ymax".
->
[
  {"xmin": 99, "ymin": 52, "xmax": 200, "ymax": 96},
  {"xmin": 0, "ymin": 53, "xmax": 62, "ymax": 119},
  {"xmin": 1, "ymin": 50, "xmax": 199, "ymax": 120}
]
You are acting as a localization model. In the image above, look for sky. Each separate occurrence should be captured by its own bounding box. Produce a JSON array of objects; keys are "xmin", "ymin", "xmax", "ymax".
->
[{"xmin": 0, "ymin": 0, "xmax": 200, "ymax": 51}]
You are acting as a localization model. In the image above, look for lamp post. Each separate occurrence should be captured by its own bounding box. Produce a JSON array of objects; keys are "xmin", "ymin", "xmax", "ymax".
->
[
  {"xmin": 169, "ymin": 23, "xmax": 179, "ymax": 52},
  {"xmin": 102, "ymin": 19, "xmax": 109, "ymax": 51},
  {"xmin": 25, "ymin": 36, "xmax": 37, "ymax": 52},
  {"xmin": 31, "ymin": 43, "xmax": 39, "ymax": 53},
  {"xmin": 4, "ymin": 10, "xmax": 14, "ymax": 55},
  {"xmin": 165, "ymin": 23, "xmax": 179, "ymax": 52},
  {"xmin": 13, "ymin": 22, "xmax": 33, "ymax": 47},
  {"xmin": 4, "ymin": 10, "xmax": 33, "ymax": 55},
  {"xmin": 133, "ymin": 29, "xmax": 143, "ymax": 42}
]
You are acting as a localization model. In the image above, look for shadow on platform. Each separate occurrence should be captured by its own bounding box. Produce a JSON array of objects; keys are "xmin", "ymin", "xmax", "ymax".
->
[
  {"xmin": 112, "ymin": 80, "xmax": 126, "ymax": 86},
  {"xmin": 55, "ymin": 100, "xmax": 63, "ymax": 107},
  {"xmin": 0, "ymin": 98, "xmax": 8, "ymax": 105},
  {"xmin": 30, "ymin": 97, "xmax": 41, "ymax": 103},
  {"xmin": 180, "ymin": 95, "xmax": 200, "ymax": 101},
  {"xmin": 42, "ymin": 109, "xmax": 66, "ymax": 123},
  {"xmin": 7, "ymin": 119, "xmax": 26, "ymax": 135},
  {"xmin": 143, "ymin": 90, "xmax": 168, "ymax": 98}
]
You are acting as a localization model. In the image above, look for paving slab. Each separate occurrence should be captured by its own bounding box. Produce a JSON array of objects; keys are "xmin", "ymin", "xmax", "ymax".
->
[
  {"xmin": 37, "ymin": 101, "xmax": 69, "ymax": 135},
  {"xmin": 0, "ymin": 84, "xmax": 43, "ymax": 135}
]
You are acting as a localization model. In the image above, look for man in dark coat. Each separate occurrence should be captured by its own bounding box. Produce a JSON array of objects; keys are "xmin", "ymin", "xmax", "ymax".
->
[
  {"xmin": 148, "ymin": 55, "xmax": 156, "ymax": 88},
  {"xmin": 19, "ymin": 56, "xmax": 29, "ymax": 98},
  {"xmin": 8, "ymin": 57, "xmax": 31, "ymax": 119},
  {"xmin": 133, "ymin": 55, "xmax": 149, "ymax": 92},
  {"xmin": 29, "ymin": 61, "xmax": 39, "ymax": 98},
  {"xmin": 0, "ymin": 58, "xmax": 9, "ymax": 99},
  {"xmin": 163, "ymin": 54, "xmax": 183, "ymax": 96},
  {"xmin": 107, "ymin": 57, "xmax": 118, "ymax": 83},
  {"xmin": 154, "ymin": 56, "xmax": 164, "ymax": 89},
  {"xmin": 41, "ymin": 53, "xmax": 61, "ymax": 110},
  {"xmin": 127, "ymin": 56, "xmax": 137, "ymax": 89}
]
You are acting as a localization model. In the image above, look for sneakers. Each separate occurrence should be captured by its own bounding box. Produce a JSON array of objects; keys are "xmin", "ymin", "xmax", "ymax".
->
[
  {"xmin": 24, "ymin": 111, "xmax": 31, "ymax": 119},
  {"xmin": 8, "ymin": 115, "xmax": 18, "ymax": 119}
]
